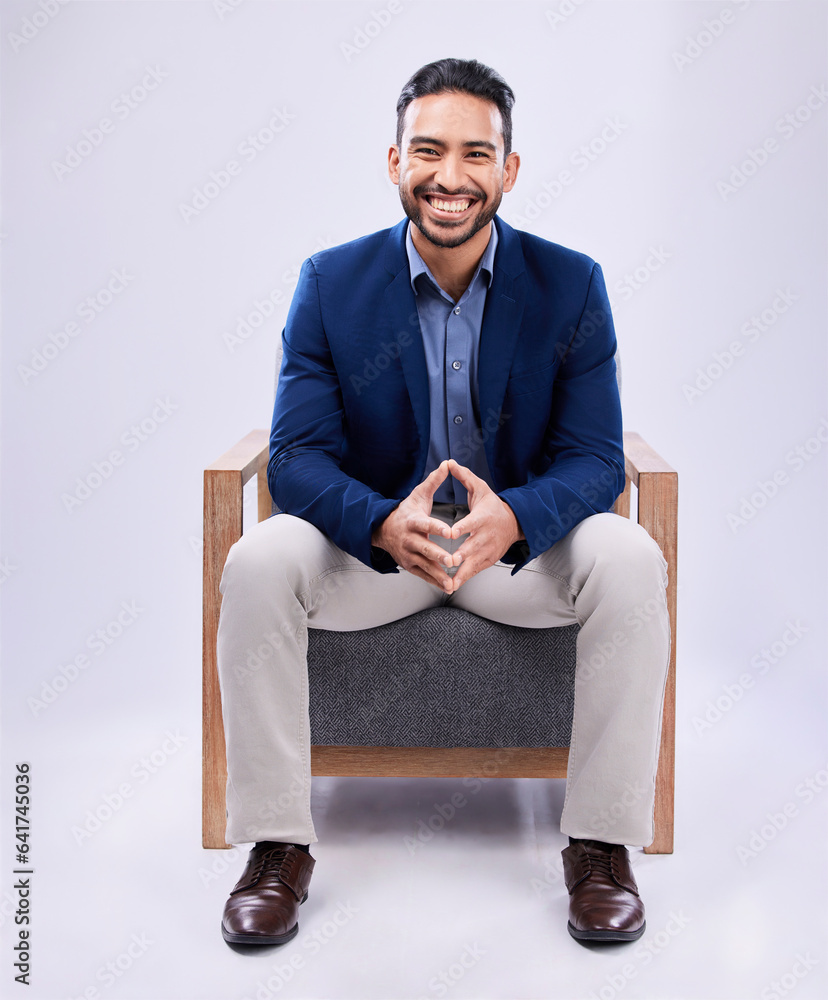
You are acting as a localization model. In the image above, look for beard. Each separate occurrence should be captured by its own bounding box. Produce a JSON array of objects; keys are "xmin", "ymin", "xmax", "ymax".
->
[{"xmin": 398, "ymin": 182, "xmax": 501, "ymax": 249}]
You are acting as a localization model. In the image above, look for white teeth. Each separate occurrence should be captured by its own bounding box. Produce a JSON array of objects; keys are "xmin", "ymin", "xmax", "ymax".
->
[{"xmin": 430, "ymin": 198, "xmax": 470, "ymax": 213}]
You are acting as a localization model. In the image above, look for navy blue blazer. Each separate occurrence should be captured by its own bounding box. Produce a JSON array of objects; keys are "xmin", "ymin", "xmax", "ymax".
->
[{"xmin": 268, "ymin": 215, "xmax": 624, "ymax": 576}]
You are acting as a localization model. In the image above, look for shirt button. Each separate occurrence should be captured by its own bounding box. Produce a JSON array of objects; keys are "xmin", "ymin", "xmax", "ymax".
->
[
  {"xmin": 453, "ymin": 306, "xmax": 461, "ymax": 315},
  {"xmin": 452, "ymin": 360, "xmax": 462, "ymax": 370},
  {"xmin": 454, "ymin": 415, "xmax": 463, "ymax": 424}
]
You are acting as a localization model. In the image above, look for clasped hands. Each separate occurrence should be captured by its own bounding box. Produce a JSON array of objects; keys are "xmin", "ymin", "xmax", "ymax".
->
[{"xmin": 371, "ymin": 458, "xmax": 525, "ymax": 593}]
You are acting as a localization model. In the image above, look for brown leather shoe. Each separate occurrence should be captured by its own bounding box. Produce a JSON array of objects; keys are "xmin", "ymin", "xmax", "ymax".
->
[
  {"xmin": 222, "ymin": 843, "xmax": 315, "ymax": 945},
  {"xmin": 562, "ymin": 839, "xmax": 645, "ymax": 942}
]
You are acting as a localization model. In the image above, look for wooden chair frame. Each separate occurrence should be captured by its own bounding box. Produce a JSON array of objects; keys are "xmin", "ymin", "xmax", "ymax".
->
[{"xmin": 203, "ymin": 431, "xmax": 677, "ymax": 852}]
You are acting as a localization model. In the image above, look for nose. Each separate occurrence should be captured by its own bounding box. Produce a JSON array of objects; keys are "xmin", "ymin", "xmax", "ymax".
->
[{"xmin": 432, "ymin": 155, "xmax": 464, "ymax": 193}]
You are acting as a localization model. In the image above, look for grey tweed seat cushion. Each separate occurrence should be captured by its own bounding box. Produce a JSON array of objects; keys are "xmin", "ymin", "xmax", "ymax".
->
[{"xmin": 308, "ymin": 608, "xmax": 579, "ymax": 747}]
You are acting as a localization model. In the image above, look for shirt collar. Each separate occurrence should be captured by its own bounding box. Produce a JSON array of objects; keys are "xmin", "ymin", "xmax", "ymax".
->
[{"xmin": 406, "ymin": 219, "xmax": 498, "ymax": 298}]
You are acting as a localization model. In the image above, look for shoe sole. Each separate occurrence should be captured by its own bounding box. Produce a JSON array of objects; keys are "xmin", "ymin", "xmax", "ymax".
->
[
  {"xmin": 567, "ymin": 919, "xmax": 646, "ymax": 943},
  {"xmin": 221, "ymin": 892, "xmax": 308, "ymax": 946}
]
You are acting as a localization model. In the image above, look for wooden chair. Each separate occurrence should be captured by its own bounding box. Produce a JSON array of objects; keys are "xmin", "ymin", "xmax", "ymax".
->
[{"xmin": 203, "ymin": 431, "xmax": 677, "ymax": 852}]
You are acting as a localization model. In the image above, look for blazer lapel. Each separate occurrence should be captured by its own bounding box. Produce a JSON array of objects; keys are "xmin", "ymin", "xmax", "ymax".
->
[
  {"xmin": 478, "ymin": 216, "xmax": 526, "ymax": 468},
  {"xmin": 383, "ymin": 222, "xmax": 430, "ymax": 457}
]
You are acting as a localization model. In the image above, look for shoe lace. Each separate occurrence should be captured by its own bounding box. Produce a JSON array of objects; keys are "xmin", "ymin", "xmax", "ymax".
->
[
  {"xmin": 586, "ymin": 850, "xmax": 615, "ymax": 879},
  {"xmin": 245, "ymin": 847, "xmax": 293, "ymax": 888}
]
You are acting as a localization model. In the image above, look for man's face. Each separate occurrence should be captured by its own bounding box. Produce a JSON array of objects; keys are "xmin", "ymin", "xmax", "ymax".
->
[{"xmin": 388, "ymin": 91, "xmax": 519, "ymax": 249}]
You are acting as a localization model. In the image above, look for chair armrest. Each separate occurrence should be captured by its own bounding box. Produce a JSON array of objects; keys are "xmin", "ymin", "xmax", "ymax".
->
[
  {"xmin": 623, "ymin": 431, "xmax": 676, "ymax": 480},
  {"xmin": 620, "ymin": 431, "xmax": 677, "ymax": 577},
  {"xmin": 202, "ymin": 428, "xmax": 269, "ymax": 848},
  {"xmin": 205, "ymin": 428, "xmax": 271, "ymax": 523}
]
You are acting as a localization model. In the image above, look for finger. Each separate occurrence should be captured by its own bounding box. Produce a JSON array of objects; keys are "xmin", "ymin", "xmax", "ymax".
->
[
  {"xmin": 451, "ymin": 530, "xmax": 494, "ymax": 566},
  {"xmin": 406, "ymin": 513, "xmax": 452, "ymax": 539},
  {"xmin": 415, "ymin": 538, "xmax": 454, "ymax": 568},
  {"xmin": 449, "ymin": 514, "xmax": 476, "ymax": 540},
  {"xmin": 446, "ymin": 560, "xmax": 474, "ymax": 589},
  {"xmin": 415, "ymin": 460, "xmax": 451, "ymax": 498},
  {"xmin": 446, "ymin": 459, "xmax": 481, "ymax": 486},
  {"xmin": 405, "ymin": 560, "xmax": 454, "ymax": 593}
]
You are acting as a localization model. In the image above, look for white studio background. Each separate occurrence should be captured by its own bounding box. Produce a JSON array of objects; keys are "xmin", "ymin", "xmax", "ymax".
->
[{"xmin": 1, "ymin": 1, "xmax": 826, "ymax": 999}]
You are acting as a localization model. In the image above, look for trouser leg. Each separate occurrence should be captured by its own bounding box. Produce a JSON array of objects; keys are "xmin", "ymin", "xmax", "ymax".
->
[
  {"xmin": 216, "ymin": 507, "xmax": 464, "ymax": 846},
  {"xmin": 449, "ymin": 512, "xmax": 671, "ymax": 847},
  {"xmin": 217, "ymin": 506, "xmax": 669, "ymax": 848}
]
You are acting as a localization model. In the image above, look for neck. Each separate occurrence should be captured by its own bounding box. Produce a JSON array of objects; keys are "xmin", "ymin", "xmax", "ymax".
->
[{"xmin": 411, "ymin": 222, "xmax": 493, "ymax": 302}]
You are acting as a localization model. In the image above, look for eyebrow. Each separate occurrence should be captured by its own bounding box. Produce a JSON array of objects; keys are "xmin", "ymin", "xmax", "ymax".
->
[{"xmin": 408, "ymin": 135, "xmax": 498, "ymax": 152}]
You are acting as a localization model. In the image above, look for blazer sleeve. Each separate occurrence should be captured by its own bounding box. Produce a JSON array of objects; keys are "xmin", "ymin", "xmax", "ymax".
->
[
  {"xmin": 268, "ymin": 258, "xmax": 402, "ymax": 573},
  {"xmin": 496, "ymin": 262, "xmax": 625, "ymax": 574}
]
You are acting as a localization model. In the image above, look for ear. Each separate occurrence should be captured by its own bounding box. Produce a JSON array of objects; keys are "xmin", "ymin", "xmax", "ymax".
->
[
  {"xmin": 501, "ymin": 151, "xmax": 520, "ymax": 194},
  {"xmin": 388, "ymin": 145, "xmax": 401, "ymax": 185}
]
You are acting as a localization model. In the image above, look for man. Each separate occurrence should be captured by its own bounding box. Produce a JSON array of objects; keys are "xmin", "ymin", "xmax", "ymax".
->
[{"xmin": 216, "ymin": 58, "xmax": 670, "ymax": 947}]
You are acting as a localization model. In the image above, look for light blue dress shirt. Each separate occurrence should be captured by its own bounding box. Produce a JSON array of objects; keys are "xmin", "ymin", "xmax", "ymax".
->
[{"xmin": 405, "ymin": 221, "xmax": 499, "ymax": 505}]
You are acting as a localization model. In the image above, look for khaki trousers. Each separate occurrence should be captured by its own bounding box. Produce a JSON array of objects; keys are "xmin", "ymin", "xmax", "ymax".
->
[{"xmin": 217, "ymin": 505, "xmax": 670, "ymax": 847}]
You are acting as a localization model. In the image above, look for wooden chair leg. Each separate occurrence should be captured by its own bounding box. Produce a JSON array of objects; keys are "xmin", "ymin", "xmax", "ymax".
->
[
  {"xmin": 203, "ymin": 431, "xmax": 269, "ymax": 849},
  {"xmin": 630, "ymin": 445, "xmax": 677, "ymax": 855}
]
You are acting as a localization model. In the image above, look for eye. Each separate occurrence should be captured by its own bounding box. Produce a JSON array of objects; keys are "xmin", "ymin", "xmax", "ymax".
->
[{"xmin": 414, "ymin": 147, "xmax": 439, "ymax": 156}]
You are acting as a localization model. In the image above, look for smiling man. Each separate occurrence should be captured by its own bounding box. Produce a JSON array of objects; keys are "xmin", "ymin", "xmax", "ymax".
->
[{"xmin": 216, "ymin": 58, "xmax": 671, "ymax": 948}]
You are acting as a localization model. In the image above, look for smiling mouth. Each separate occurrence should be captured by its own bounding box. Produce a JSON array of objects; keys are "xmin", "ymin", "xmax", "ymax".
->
[{"xmin": 424, "ymin": 195, "xmax": 476, "ymax": 215}]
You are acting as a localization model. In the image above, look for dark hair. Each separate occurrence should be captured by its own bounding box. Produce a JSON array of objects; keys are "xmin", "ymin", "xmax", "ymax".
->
[{"xmin": 396, "ymin": 58, "xmax": 515, "ymax": 156}]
